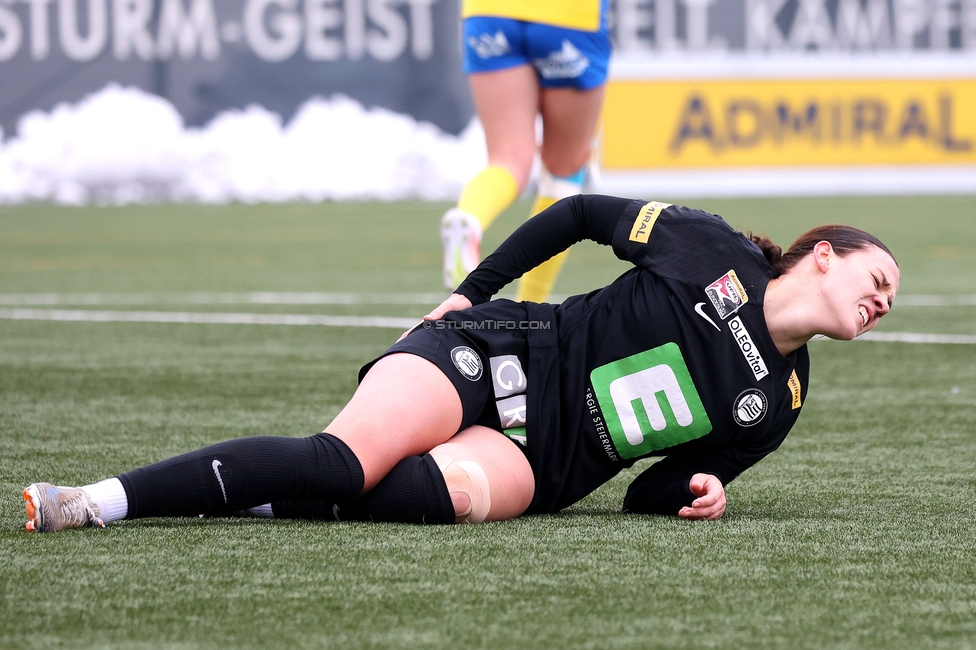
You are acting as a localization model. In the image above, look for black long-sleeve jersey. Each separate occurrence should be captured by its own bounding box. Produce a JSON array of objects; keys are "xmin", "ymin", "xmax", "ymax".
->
[{"xmin": 455, "ymin": 195, "xmax": 810, "ymax": 515}]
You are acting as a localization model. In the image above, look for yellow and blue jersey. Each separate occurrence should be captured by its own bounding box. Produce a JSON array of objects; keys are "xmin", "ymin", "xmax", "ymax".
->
[{"xmin": 462, "ymin": 0, "xmax": 605, "ymax": 32}]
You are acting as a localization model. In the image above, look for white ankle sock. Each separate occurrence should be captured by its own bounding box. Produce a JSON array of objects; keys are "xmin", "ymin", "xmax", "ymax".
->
[
  {"xmin": 244, "ymin": 503, "xmax": 274, "ymax": 518},
  {"xmin": 83, "ymin": 477, "xmax": 128, "ymax": 523}
]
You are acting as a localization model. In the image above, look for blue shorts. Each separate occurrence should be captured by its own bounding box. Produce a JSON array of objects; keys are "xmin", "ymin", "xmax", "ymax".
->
[{"xmin": 462, "ymin": 16, "xmax": 611, "ymax": 90}]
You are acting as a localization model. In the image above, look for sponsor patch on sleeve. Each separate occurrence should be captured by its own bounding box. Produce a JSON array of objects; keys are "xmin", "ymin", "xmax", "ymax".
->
[
  {"xmin": 705, "ymin": 269, "xmax": 749, "ymax": 319},
  {"xmin": 628, "ymin": 201, "xmax": 671, "ymax": 244},
  {"xmin": 787, "ymin": 370, "xmax": 802, "ymax": 409}
]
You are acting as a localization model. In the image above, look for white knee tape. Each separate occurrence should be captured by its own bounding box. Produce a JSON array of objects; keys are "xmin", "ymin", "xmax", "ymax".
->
[{"xmin": 433, "ymin": 455, "xmax": 492, "ymax": 524}]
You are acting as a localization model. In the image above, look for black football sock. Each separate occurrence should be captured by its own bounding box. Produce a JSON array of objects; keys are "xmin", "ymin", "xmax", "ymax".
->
[
  {"xmin": 116, "ymin": 433, "xmax": 364, "ymax": 518},
  {"xmin": 271, "ymin": 453, "xmax": 456, "ymax": 525}
]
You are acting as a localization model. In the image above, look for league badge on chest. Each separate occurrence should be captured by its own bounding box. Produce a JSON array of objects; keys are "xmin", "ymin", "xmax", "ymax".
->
[{"xmin": 705, "ymin": 270, "xmax": 749, "ymax": 320}]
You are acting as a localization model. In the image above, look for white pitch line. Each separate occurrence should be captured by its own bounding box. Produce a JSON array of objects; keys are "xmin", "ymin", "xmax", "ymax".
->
[
  {"xmin": 894, "ymin": 295, "xmax": 976, "ymax": 306},
  {"xmin": 858, "ymin": 331, "xmax": 976, "ymax": 345},
  {"xmin": 0, "ymin": 292, "xmax": 973, "ymax": 306},
  {"xmin": 0, "ymin": 292, "xmax": 448, "ymax": 306},
  {"xmin": 0, "ymin": 308, "xmax": 417, "ymax": 330},
  {"xmin": 2, "ymin": 308, "xmax": 976, "ymax": 343}
]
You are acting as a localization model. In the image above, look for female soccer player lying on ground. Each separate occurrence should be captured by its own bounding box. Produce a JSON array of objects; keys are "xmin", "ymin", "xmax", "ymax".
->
[{"xmin": 23, "ymin": 195, "xmax": 899, "ymax": 532}]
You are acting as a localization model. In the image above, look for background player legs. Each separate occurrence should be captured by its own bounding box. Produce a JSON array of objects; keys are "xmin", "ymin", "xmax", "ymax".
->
[
  {"xmin": 516, "ymin": 84, "xmax": 607, "ymax": 303},
  {"xmin": 467, "ymin": 64, "xmax": 539, "ymax": 202},
  {"xmin": 442, "ymin": 66, "xmax": 537, "ymax": 290}
]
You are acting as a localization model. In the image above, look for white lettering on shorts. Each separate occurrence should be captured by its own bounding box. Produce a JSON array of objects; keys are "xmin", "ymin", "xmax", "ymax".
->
[
  {"xmin": 495, "ymin": 394, "xmax": 527, "ymax": 429},
  {"xmin": 468, "ymin": 30, "xmax": 510, "ymax": 59},
  {"xmin": 490, "ymin": 355, "xmax": 526, "ymax": 398},
  {"xmin": 488, "ymin": 354, "xmax": 528, "ymax": 445},
  {"xmin": 535, "ymin": 40, "xmax": 589, "ymax": 79}
]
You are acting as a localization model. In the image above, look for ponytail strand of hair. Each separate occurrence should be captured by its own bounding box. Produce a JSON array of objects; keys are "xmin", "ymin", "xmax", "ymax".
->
[{"xmin": 749, "ymin": 234, "xmax": 785, "ymax": 274}]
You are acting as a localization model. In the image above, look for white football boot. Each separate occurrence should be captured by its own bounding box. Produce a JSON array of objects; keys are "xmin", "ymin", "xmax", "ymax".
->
[
  {"xmin": 440, "ymin": 208, "xmax": 482, "ymax": 290},
  {"xmin": 23, "ymin": 483, "xmax": 105, "ymax": 532}
]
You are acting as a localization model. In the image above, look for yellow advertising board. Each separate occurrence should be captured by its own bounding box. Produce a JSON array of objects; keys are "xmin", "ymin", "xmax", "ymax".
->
[{"xmin": 602, "ymin": 78, "xmax": 976, "ymax": 169}]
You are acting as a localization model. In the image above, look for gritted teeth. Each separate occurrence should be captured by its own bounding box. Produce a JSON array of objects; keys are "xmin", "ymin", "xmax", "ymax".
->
[{"xmin": 859, "ymin": 306, "xmax": 868, "ymax": 327}]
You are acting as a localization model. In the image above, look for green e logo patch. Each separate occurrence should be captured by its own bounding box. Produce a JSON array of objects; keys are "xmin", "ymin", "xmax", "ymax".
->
[{"xmin": 590, "ymin": 343, "xmax": 711, "ymax": 459}]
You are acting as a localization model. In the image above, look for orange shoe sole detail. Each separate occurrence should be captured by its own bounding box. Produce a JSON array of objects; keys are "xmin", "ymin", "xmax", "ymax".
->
[{"xmin": 24, "ymin": 488, "xmax": 38, "ymax": 532}]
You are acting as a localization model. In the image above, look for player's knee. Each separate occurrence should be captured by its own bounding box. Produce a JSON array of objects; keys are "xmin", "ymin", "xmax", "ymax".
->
[
  {"xmin": 539, "ymin": 149, "xmax": 590, "ymax": 180},
  {"xmin": 497, "ymin": 159, "xmax": 533, "ymax": 194},
  {"xmin": 432, "ymin": 455, "xmax": 491, "ymax": 524}
]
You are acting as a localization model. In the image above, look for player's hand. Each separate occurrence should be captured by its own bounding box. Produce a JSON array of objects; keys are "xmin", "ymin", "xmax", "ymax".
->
[
  {"xmin": 677, "ymin": 473, "xmax": 726, "ymax": 520},
  {"xmin": 425, "ymin": 293, "xmax": 472, "ymax": 321},
  {"xmin": 396, "ymin": 293, "xmax": 473, "ymax": 342}
]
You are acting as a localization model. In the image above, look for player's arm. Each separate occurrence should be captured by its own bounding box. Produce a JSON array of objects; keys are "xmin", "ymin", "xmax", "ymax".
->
[
  {"xmin": 453, "ymin": 194, "xmax": 631, "ymax": 305},
  {"xmin": 621, "ymin": 442, "xmax": 779, "ymax": 520}
]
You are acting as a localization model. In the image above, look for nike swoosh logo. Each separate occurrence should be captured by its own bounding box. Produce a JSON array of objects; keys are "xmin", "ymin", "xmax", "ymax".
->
[
  {"xmin": 212, "ymin": 459, "xmax": 228, "ymax": 503},
  {"xmin": 694, "ymin": 302, "xmax": 720, "ymax": 331}
]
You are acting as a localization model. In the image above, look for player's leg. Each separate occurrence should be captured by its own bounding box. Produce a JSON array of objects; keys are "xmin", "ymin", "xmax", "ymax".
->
[
  {"xmin": 442, "ymin": 66, "xmax": 538, "ymax": 289},
  {"xmin": 538, "ymin": 86, "xmax": 606, "ymax": 180},
  {"xmin": 516, "ymin": 19, "xmax": 610, "ymax": 302},
  {"xmin": 429, "ymin": 425, "xmax": 535, "ymax": 522},
  {"xmin": 271, "ymin": 425, "xmax": 535, "ymax": 524},
  {"xmin": 467, "ymin": 65, "xmax": 540, "ymax": 197},
  {"xmin": 442, "ymin": 17, "xmax": 539, "ymax": 289},
  {"xmin": 23, "ymin": 431, "xmax": 367, "ymax": 532},
  {"xmin": 269, "ymin": 452, "xmax": 457, "ymax": 524},
  {"xmin": 515, "ymin": 85, "xmax": 605, "ymax": 302},
  {"xmin": 24, "ymin": 353, "xmax": 465, "ymax": 532},
  {"xmin": 324, "ymin": 352, "xmax": 464, "ymax": 491}
]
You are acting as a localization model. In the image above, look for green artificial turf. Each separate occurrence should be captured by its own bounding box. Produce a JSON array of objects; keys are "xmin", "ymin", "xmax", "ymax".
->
[{"xmin": 1, "ymin": 196, "xmax": 974, "ymax": 649}]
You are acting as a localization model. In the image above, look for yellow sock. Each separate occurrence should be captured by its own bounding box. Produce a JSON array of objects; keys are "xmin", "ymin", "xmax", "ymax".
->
[
  {"xmin": 456, "ymin": 165, "xmax": 519, "ymax": 231},
  {"xmin": 516, "ymin": 195, "xmax": 569, "ymax": 303}
]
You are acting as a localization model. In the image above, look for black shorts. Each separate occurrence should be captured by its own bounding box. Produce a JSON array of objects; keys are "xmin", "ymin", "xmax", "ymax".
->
[{"xmin": 358, "ymin": 300, "xmax": 533, "ymax": 436}]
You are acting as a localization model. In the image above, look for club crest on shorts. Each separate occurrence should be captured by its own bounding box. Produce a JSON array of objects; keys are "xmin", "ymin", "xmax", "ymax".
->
[
  {"xmin": 451, "ymin": 346, "xmax": 483, "ymax": 381},
  {"xmin": 705, "ymin": 269, "xmax": 749, "ymax": 319},
  {"xmin": 733, "ymin": 389, "xmax": 767, "ymax": 427}
]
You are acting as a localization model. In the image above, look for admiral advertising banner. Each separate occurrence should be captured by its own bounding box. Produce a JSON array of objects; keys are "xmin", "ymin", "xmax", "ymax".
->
[
  {"xmin": 601, "ymin": 0, "xmax": 976, "ymax": 195},
  {"xmin": 604, "ymin": 76, "xmax": 976, "ymax": 168}
]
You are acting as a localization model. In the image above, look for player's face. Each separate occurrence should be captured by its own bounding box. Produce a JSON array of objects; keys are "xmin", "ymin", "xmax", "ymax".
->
[{"xmin": 822, "ymin": 245, "xmax": 899, "ymax": 340}]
